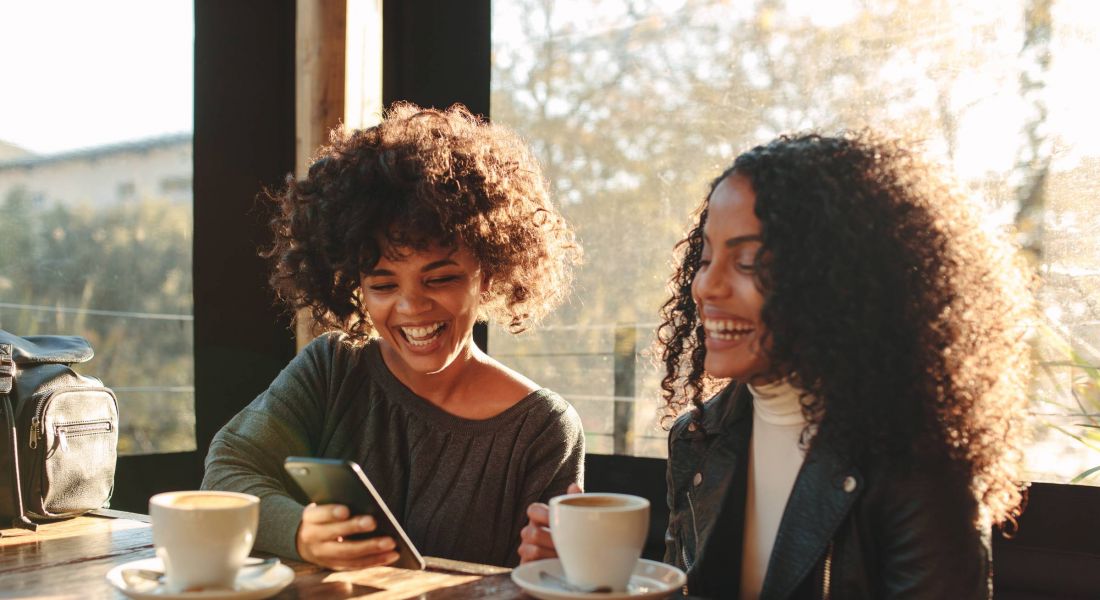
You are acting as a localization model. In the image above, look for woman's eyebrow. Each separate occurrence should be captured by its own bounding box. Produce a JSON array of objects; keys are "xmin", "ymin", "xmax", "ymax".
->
[
  {"xmin": 421, "ymin": 259, "xmax": 458, "ymax": 272},
  {"xmin": 363, "ymin": 259, "xmax": 458, "ymax": 277},
  {"xmin": 725, "ymin": 234, "xmax": 762, "ymax": 248}
]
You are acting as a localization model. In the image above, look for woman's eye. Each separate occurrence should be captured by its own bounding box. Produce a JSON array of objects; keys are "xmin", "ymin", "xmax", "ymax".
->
[
  {"xmin": 368, "ymin": 283, "xmax": 396, "ymax": 292},
  {"xmin": 428, "ymin": 275, "xmax": 461, "ymax": 285}
]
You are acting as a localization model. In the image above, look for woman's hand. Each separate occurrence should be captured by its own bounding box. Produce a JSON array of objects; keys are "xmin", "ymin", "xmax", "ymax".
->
[
  {"xmin": 296, "ymin": 503, "xmax": 400, "ymax": 570},
  {"xmin": 518, "ymin": 483, "xmax": 583, "ymax": 564}
]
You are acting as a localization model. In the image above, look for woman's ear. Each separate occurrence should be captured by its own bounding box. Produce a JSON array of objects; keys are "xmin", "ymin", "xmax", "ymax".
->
[{"xmin": 479, "ymin": 271, "xmax": 493, "ymax": 298}]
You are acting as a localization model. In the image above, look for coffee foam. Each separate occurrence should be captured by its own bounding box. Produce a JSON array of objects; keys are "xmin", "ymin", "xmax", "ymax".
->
[{"xmin": 166, "ymin": 493, "xmax": 253, "ymax": 509}]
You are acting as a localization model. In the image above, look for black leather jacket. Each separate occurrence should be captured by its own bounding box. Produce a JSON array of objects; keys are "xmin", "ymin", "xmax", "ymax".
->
[{"xmin": 664, "ymin": 384, "xmax": 992, "ymax": 599}]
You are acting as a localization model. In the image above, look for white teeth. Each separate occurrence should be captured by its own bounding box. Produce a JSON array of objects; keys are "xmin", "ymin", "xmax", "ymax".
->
[
  {"xmin": 400, "ymin": 322, "xmax": 445, "ymax": 345},
  {"xmin": 702, "ymin": 318, "xmax": 754, "ymax": 335}
]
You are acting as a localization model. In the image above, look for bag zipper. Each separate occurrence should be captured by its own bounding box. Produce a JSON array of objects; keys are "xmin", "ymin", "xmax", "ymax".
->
[
  {"xmin": 54, "ymin": 421, "xmax": 113, "ymax": 452},
  {"xmin": 27, "ymin": 386, "xmax": 116, "ymax": 449},
  {"xmin": 821, "ymin": 541, "xmax": 834, "ymax": 600}
]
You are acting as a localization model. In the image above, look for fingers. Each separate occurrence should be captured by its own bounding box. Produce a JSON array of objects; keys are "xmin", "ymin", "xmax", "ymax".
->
[
  {"xmin": 518, "ymin": 501, "xmax": 559, "ymax": 564},
  {"xmin": 517, "ymin": 535, "xmax": 558, "ymax": 563},
  {"xmin": 526, "ymin": 502, "xmax": 550, "ymax": 528},
  {"xmin": 520, "ymin": 520, "xmax": 554, "ymax": 549},
  {"xmin": 299, "ymin": 504, "xmax": 401, "ymax": 570},
  {"xmin": 302, "ymin": 503, "xmax": 350, "ymax": 524},
  {"xmin": 323, "ymin": 550, "xmax": 402, "ymax": 571},
  {"xmin": 299, "ymin": 512, "xmax": 379, "ymax": 545},
  {"xmin": 315, "ymin": 535, "xmax": 397, "ymax": 560},
  {"xmin": 567, "ymin": 482, "xmax": 583, "ymax": 494}
]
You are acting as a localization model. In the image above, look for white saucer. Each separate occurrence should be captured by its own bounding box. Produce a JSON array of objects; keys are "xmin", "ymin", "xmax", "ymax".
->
[
  {"xmin": 511, "ymin": 558, "xmax": 686, "ymax": 600},
  {"xmin": 105, "ymin": 557, "xmax": 294, "ymax": 600}
]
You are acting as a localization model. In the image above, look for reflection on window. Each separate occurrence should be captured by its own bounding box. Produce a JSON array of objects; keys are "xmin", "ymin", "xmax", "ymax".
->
[
  {"xmin": 0, "ymin": 1, "xmax": 195, "ymax": 455},
  {"xmin": 490, "ymin": 0, "xmax": 1100, "ymax": 484}
]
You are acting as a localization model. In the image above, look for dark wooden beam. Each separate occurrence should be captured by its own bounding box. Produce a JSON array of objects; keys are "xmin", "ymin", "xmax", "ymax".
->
[{"xmin": 193, "ymin": 0, "xmax": 298, "ymax": 464}]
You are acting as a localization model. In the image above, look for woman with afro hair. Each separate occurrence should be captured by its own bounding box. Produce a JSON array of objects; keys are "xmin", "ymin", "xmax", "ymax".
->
[
  {"xmin": 202, "ymin": 103, "xmax": 584, "ymax": 569},
  {"xmin": 521, "ymin": 132, "xmax": 1031, "ymax": 599}
]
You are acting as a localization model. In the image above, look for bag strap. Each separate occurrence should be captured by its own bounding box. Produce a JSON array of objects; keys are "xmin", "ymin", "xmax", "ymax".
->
[{"xmin": 0, "ymin": 343, "xmax": 37, "ymax": 534}]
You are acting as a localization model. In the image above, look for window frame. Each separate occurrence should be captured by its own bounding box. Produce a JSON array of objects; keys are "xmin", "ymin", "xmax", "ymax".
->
[{"xmin": 111, "ymin": 0, "xmax": 297, "ymax": 511}]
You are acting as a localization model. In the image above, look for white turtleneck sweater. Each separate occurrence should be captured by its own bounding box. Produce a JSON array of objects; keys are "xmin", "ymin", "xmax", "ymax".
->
[{"xmin": 739, "ymin": 380, "xmax": 811, "ymax": 600}]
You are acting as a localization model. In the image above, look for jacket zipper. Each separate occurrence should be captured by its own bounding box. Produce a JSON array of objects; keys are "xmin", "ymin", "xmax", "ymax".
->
[
  {"xmin": 686, "ymin": 490, "xmax": 700, "ymax": 553},
  {"xmin": 27, "ymin": 386, "xmax": 115, "ymax": 449},
  {"xmin": 54, "ymin": 421, "xmax": 113, "ymax": 452},
  {"xmin": 681, "ymin": 489, "xmax": 700, "ymax": 595},
  {"xmin": 821, "ymin": 541, "xmax": 834, "ymax": 600}
]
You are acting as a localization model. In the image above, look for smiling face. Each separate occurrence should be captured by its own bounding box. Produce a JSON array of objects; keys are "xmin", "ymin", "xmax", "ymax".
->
[
  {"xmin": 360, "ymin": 243, "xmax": 488, "ymax": 378},
  {"xmin": 692, "ymin": 173, "xmax": 773, "ymax": 383}
]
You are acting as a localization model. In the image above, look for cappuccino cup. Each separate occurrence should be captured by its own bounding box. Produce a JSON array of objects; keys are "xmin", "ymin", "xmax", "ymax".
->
[
  {"xmin": 549, "ymin": 493, "xmax": 650, "ymax": 592},
  {"xmin": 149, "ymin": 491, "xmax": 260, "ymax": 592}
]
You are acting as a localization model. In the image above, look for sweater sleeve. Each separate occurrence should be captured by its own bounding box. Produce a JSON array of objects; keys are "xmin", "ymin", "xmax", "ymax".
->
[
  {"xmin": 528, "ymin": 398, "xmax": 586, "ymax": 505},
  {"xmin": 200, "ymin": 334, "xmax": 336, "ymax": 560},
  {"xmin": 503, "ymin": 396, "xmax": 585, "ymax": 565}
]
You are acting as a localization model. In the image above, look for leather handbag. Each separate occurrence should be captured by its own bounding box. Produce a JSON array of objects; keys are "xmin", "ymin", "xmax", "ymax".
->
[{"xmin": 0, "ymin": 330, "xmax": 118, "ymax": 534}]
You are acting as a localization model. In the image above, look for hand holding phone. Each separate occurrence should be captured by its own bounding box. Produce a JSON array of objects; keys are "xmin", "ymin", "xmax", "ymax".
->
[
  {"xmin": 296, "ymin": 502, "xmax": 401, "ymax": 570},
  {"xmin": 285, "ymin": 457, "xmax": 425, "ymax": 571}
]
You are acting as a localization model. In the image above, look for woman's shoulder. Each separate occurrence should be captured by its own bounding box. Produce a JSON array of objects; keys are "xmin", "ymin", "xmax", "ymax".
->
[
  {"xmin": 494, "ymin": 380, "xmax": 582, "ymax": 439},
  {"xmin": 860, "ymin": 454, "xmax": 979, "ymax": 522},
  {"xmin": 529, "ymin": 387, "xmax": 581, "ymax": 423}
]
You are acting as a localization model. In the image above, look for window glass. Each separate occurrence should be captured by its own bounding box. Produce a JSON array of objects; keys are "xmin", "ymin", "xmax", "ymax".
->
[
  {"xmin": 0, "ymin": 0, "xmax": 195, "ymax": 454},
  {"xmin": 490, "ymin": 0, "xmax": 1100, "ymax": 484}
]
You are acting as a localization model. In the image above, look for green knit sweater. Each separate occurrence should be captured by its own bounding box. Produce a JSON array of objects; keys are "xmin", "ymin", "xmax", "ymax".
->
[{"xmin": 201, "ymin": 333, "xmax": 585, "ymax": 567}]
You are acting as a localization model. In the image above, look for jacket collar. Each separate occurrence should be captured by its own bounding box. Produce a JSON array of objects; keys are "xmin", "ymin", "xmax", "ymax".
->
[
  {"xmin": 759, "ymin": 442, "xmax": 864, "ymax": 600},
  {"xmin": 677, "ymin": 382, "xmax": 751, "ymax": 441}
]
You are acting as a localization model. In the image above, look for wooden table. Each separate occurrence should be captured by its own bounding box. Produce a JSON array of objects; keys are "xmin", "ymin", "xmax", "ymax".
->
[{"xmin": 0, "ymin": 511, "xmax": 527, "ymax": 599}]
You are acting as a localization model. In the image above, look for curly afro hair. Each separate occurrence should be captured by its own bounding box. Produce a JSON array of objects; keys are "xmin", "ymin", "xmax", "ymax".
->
[
  {"xmin": 265, "ymin": 102, "xmax": 581, "ymax": 340},
  {"xmin": 658, "ymin": 131, "xmax": 1032, "ymax": 527}
]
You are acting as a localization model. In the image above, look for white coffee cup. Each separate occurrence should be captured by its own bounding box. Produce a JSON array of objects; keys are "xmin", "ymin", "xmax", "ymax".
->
[
  {"xmin": 149, "ymin": 490, "xmax": 260, "ymax": 592},
  {"xmin": 549, "ymin": 492, "xmax": 650, "ymax": 592}
]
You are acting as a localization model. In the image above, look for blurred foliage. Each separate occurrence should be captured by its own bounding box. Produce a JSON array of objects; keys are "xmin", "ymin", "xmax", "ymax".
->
[
  {"xmin": 489, "ymin": 0, "xmax": 1100, "ymax": 481},
  {"xmin": 492, "ymin": 0, "xmax": 1012, "ymax": 331},
  {"xmin": 1032, "ymin": 321, "xmax": 1100, "ymax": 484},
  {"xmin": 0, "ymin": 186, "xmax": 195, "ymax": 455}
]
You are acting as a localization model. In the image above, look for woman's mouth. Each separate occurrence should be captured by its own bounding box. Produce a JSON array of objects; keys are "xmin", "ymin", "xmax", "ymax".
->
[
  {"xmin": 399, "ymin": 322, "xmax": 447, "ymax": 348},
  {"xmin": 703, "ymin": 318, "xmax": 754, "ymax": 342}
]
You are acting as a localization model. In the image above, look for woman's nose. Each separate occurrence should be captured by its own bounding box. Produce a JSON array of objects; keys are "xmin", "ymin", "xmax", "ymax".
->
[
  {"xmin": 397, "ymin": 289, "xmax": 432, "ymax": 314},
  {"xmin": 693, "ymin": 264, "xmax": 724, "ymax": 300}
]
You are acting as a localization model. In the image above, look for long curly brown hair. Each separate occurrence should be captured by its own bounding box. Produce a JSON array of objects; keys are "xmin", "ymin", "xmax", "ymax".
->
[
  {"xmin": 265, "ymin": 102, "xmax": 581, "ymax": 340},
  {"xmin": 658, "ymin": 131, "xmax": 1032, "ymax": 527}
]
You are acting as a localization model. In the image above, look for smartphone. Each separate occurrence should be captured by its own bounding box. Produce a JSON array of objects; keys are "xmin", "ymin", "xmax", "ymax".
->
[{"xmin": 283, "ymin": 456, "xmax": 426, "ymax": 570}]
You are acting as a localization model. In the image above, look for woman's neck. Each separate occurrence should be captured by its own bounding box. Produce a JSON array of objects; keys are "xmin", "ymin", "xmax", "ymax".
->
[
  {"xmin": 379, "ymin": 337, "xmax": 482, "ymax": 406},
  {"xmin": 747, "ymin": 379, "xmax": 807, "ymax": 426},
  {"xmin": 378, "ymin": 339, "xmax": 532, "ymax": 420}
]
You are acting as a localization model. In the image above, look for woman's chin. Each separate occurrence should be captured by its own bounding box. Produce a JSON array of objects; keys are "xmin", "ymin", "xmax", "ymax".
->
[{"xmin": 704, "ymin": 357, "xmax": 769, "ymax": 382}]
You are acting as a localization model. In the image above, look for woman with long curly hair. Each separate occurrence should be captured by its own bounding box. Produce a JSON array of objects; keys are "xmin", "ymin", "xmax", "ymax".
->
[
  {"xmin": 520, "ymin": 131, "xmax": 1031, "ymax": 598},
  {"xmin": 202, "ymin": 103, "xmax": 584, "ymax": 569},
  {"xmin": 657, "ymin": 132, "xmax": 1031, "ymax": 598}
]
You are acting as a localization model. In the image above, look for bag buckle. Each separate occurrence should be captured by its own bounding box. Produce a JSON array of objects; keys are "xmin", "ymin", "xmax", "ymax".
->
[{"xmin": 0, "ymin": 344, "xmax": 13, "ymax": 395}]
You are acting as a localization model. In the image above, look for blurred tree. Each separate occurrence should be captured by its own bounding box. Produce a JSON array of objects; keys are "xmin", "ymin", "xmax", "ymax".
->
[
  {"xmin": 0, "ymin": 188, "xmax": 195, "ymax": 454},
  {"xmin": 489, "ymin": 0, "xmax": 1082, "ymax": 461}
]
